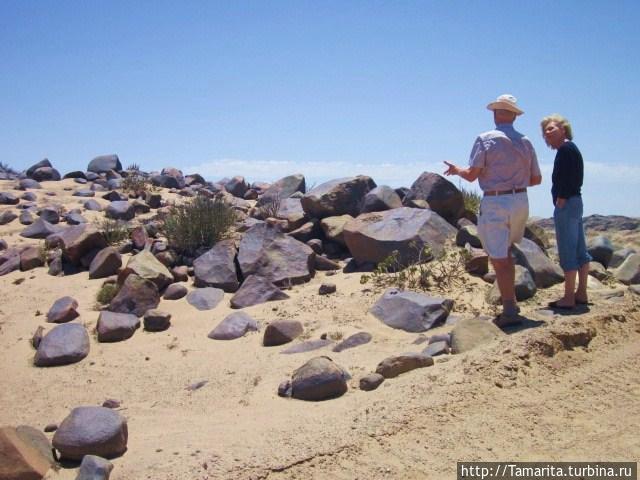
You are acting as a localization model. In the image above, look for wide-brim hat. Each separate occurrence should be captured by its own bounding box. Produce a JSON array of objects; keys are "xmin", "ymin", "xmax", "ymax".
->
[{"xmin": 487, "ymin": 94, "xmax": 524, "ymax": 116}]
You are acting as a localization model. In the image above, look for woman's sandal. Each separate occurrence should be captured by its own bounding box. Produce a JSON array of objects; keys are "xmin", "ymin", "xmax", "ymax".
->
[{"xmin": 548, "ymin": 300, "xmax": 575, "ymax": 310}]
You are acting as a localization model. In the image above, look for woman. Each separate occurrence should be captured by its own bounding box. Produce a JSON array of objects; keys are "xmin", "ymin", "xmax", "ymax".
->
[{"xmin": 541, "ymin": 114, "xmax": 592, "ymax": 309}]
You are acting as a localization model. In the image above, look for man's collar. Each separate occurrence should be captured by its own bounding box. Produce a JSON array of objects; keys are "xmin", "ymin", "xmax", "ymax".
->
[{"xmin": 495, "ymin": 122, "xmax": 515, "ymax": 129}]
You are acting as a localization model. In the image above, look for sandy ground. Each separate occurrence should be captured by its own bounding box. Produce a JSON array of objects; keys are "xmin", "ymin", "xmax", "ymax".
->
[{"xmin": 1, "ymin": 179, "xmax": 639, "ymax": 479}]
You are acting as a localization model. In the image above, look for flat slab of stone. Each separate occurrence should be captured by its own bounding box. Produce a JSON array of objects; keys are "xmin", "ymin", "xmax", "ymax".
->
[
  {"xmin": 301, "ymin": 176, "xmax": 376, "ymax": 219},
  {"xmin": 230, "ymin": 275, "xmax": 290, "ymax": 309},
  {"xmin": 450, "ymin": 317, "xmax": 504, "ymax": 354},
  {"xmin": 34, "ymin": 323, "xmax": 90, "ymax": 367},
  {"xmin": 370, "ymin": 288, "xmax": 453, "ymax": 332},
  {"xmin": 332, "ymin": 332, "xmax": 372, "ymax": 352},
  {"xmin": 186, "ymin": 287, "xmax": 224, "ymax": 311},
  {"xmin": 0, "ymin": 426, "xmax": 53, "ymax": 480},
  {"xmin": 52, "ymin": 406, "xmax": 128, "ymax": 461},
  {"xmin": 208, "ymin": 312, "xmax": 259, "ymax": 340},
  {"xmin": 375, "ymin": 353, "xmax": 434, "ymax": 378},
  {"xmin": 280, "ymin": 339, "xmax": 332, "ymax": 354}
]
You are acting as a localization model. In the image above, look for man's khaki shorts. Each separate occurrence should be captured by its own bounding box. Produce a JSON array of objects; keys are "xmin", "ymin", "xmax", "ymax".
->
[{"xmin": 477, "ymin": 192, "xmax": 529, "ymax": 259}]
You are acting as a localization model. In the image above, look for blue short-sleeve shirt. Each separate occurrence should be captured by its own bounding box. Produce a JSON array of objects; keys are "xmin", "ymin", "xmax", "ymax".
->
[{"xmin": 469, "ymin": 123, "xmax": 540, "ymax": 192}]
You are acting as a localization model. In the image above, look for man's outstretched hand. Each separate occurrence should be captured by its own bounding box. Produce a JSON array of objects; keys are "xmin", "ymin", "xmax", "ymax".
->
[{"xmin": 443, "ymin": 161, "xmax": 459, "ymax": 176}]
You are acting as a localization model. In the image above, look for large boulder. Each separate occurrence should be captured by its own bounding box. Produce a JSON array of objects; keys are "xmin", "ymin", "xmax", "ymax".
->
[
  {"xmin": 301, "ymin": 176, "xmax": 376, "ymax": 219},
  {"xmin": 105, "ymin": 201, "xmax": 135, "ymax": 221},
  {"xmin": 25, "ymin": 158, "xmax": 52, "ymax": 177},
  {"xmin": 45, "ymin": 224, "xmax": 108, "ymax": 266},
  {"xmin": 320, "ymin": 215, "xmax": 354, "ymax": 246},
  {"xmin": 512, "ymin": 237, "xmax": 564, "ymax": 288},
  {"xmin": 369, "ymin": 288, "xmax": 453, "ymax": 332},
  {"xmin": 229, "ymin": 274, "xmax": 290, "ymax": 308},
  {"xmin": 89, "ymin": 247, "xmax": 122, "ymax": 279},
  {"xmin": 403, "ymin": 172, "xmax": 464, "ymax": 224},
  {"xmin": 289, "ymin": 356, "xmax": 348, "ymax": 401},
  {"xmin": 88, "ymin": 155, "xmax": 122, "ymax": 174},
  {"xmin": 360, "ymin": 185, "xmax": 403, "ymax": 213},
  {"xmin": 52, "ymin": 407, "xmax": 128, "ymax": 461},
  {"xmin": 193, "ymin": 239, "xmax": 239, "ymax": 292},
  {"xmin": 224, "ymin": 176, "xmax": 249, "ymax": 198},
  {"xmin": 31, "ymin": 167, "xmax": 61, "ymax": 182},
  {"xmin": 486, "ymin": 265, "xmax": 537, "ymax": 304},
  {"xmin": 34, "ymin": 323, "xmax": 90, "ymax": 367},
  {"xmin": 343, "ymin": 207, "xmax": 457, "ymax": 264},
  {"xmin": 275, "ymin": 197, "xmax": 307, "ymax": 230},
  {"xmin": 237, "ymin": 223, "xmax": 315, "ymax": 286},
  {"xmin": 0, "ymin": 426, "xmax": 53, "ymax": 480},
  {"xmin": 151, "ymin": 167, "xmax": 186, "ymax": 189},
  {"xmin": 256, "ymin": 174, "xmax": 306, "ymax": 207},
  {"xmin": 108, "ymin": 274, "xmax": 160, "ymax": 317},
  {"xmin": 118, "ymin": 250, "xmax": 172, "ymax": 291}
]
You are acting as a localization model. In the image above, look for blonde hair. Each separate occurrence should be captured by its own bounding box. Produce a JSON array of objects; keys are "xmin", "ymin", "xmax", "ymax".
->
[{"xmin": 541, "ymin": 114, "xmax": 573, "ymax": 140}]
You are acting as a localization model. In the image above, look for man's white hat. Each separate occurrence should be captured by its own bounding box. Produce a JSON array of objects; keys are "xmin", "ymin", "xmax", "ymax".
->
[{"xmin": 487, "ymin": 94, "xmax": 524, "ymax": 116}]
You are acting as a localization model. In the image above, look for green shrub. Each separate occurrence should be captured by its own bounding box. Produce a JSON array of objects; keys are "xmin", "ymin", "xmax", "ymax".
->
[
  {"xmin": 96, "ymin": 283, "xmax": 118, "ymax": 304},
  {"xmin": 94, "ymin": 218, "xmax": 129, "ymax": 246},
  {"xmin": 460, "ymin": 185, "xmax": 482, "ymax": 215},
  {"xmin": 162, "ymin": 194, "xmax": 236, "ymax": 255},
  {"xmin": 360, "ymin": 242, "xmax": 470, "ymax": 292}
]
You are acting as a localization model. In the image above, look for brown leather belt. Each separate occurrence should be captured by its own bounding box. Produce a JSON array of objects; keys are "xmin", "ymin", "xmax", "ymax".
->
[{"xmin": 483, "ymin": 187, "xmax": 527, "ymax": 196}]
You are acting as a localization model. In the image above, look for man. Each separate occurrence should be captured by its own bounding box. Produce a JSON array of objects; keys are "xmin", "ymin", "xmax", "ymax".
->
[{"xmin": 444, "ymin": 94, "xmax": 542, "ymax": 326}]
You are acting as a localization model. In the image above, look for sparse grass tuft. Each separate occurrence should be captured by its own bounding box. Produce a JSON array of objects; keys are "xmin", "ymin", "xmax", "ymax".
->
[
  {"xmin": 460, "ymin": 185, "xmax": 482, "ymax": 215},
  {"xmin": 94, "ymin": 218, "xmax": 129, "ymax": 246},
  {"xmin": 162, "ymin": 194, "xmax": 236, "ymax": 256},
  {"xmin": 360, "ymin": 242, "xmax": 470, "ymax": 292},
  {"xmin": 96, "ymin": 283, "xmax": 118, "ymax": 304},
  {"xmin": 256, "ymin": 192, "xmax": 281, "ymax": 219}
]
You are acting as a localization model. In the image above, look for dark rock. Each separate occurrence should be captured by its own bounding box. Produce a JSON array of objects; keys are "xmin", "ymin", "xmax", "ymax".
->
[
  {"xmin": 238, "ymin": 222, "xmax": 315, "ymax": 286},
  {"xmin": 256, "ymin": 174, "xmax": 306, "ymax": 208},
  {"xmin": 343, "ymin": 207, "xmax": 457, "ymax": 264},
  {"xmin": 97, "ymin": 311, "xmax": 140, "ymax": 342},
  {"xmin": 88, "ymin": 247, "xmax": 122, "ymax": 279},
  {"xmin": 403, "ymin": 171, "xmax": 464, "ymax": 224},
  {"xmin": 34, "ymin": 323, "xmax": 90, "ymax": 367},
  {"xmin": 278, "ymin": 380, "xmax": 292, "ymax": 397},
  {"xmin": 524, "ymin": 222, "xmax": 551, "ymax": 250},
  {"xmin": 587, "ymin": 235, "xmax": 614, "ymax": 268},
  {"xmin": 288, "ymin": 219, "xmax": 320, "ymax": 242},
  {"xmin": 422, "ymin": 340, "xmax": 449, "ymax": 357},
  {"xmin": 0, "ymin": 210, "xmax": 17, "ymax": 225},
  {"xmin": 301, "ymin": 176, "xmax": 376, "ymax": 219},
  {"xmin": 46, "ymin": 224, "xmax": 108, "ymax": 266},
  {"xmin": 102, "ymin": 190, "xmax": 128, "ymax": 202},
  {"xmin": 46, "ymin": 296, "xmax": 79, "ymax": 323},
  {"xmin": 108, "ymin": 274, "xmax": 160, "ymax": 317},
  {"xmin": 0, "ymin": 238, "xmax": 7, "ymax": 250},
  {"xmin": 208, "ymin": 311, "xmax": 259, "ymax": 340},
  {"xmin": 66, "ymin": 212, "xmax": 88, "ymax": 225},
  {"xmin": 44, "ymin": 423, "xmax": 58, "ymax": 432},
  {"xmin": 450, "ymin": 317, "xmax": 504, "ymax": 353},
  {"xmin": 0, "ymin": 191, "xmax": 20, "ymax": 205},
  {"xmin": 360, "ymin": 185, "xmax": 403, "ymax": 213},
  {"xmin": 19, "ymin": 210, "xmax": 34, "ymax": 225},
  {"xmin": 318, "ymin": 282, "xmax": 336, "ymax": 295},
  {"xmin": 64, "ymin": 170, "xmax": 87, "ymax": 180},
  {"xmin": 464, "ymin": 245, "xmax": 489, "ymax": 276},
  {"xmin": 102, "ymin": 399, "xmax": 121, "ymax": 409},
  {"xmin": 151, "ymin": 169, "xmax": 185, "ymax": 189},
  {"xmin": 21, "ymin": 191, "xmax": 38, "ymax": 202},
  {"xmin": 20, "ymin": 217, "xmax": 61, "ymax": 239},
  {"xmin": 186, "ymin": 287, "xmax": 224, "ymax": 310},
  {"xmin": 290, "ymin": 356, "xmax": 348, "ymax": 401},
  {"xmin": 52, "ymin": 406, "xmax": 127, "ymax": 460},
  {"xmin": 486, "ymin": 265, "xmax": 537, "ymax": 304},
  {"xmin": 614, "ymin": 253, "xmax": 640, "ymax": 285},
  {"xmin": 512, "ymin": 237, "xmax": 564, "ymax": 288},
  {"xmin": 144, "ymin": 192, "xmax": 162, "ymax": 209},
  {"xmin": 17, "ymin": 178, "xmax": 43, "ymax": 190},
  {"xmin": 314, "ymin": 255, "xmax": 341, "ymax": 272},
  {"xmin": 332, "ymin": 332, "xmax": 372, "ymax": 352},
  {"xmin": 193, "ymin": 239, "xmax": 239, "ymax": 292},
  {"xmin": 185, "ymin": 173, "xmax": 206, "ymax": 186},
  {"xmin": 370, "ymin": 288, "xmax": 453, "ymax": 332},
  {"xmin": 171, "ymin": 265, "xmax": 189, "ymax": 282},
  {"xmin": 105, "ymin": 201, "xmax": 135, "ymax": 221},
  {"xmin": 75, "ymin": 454, "xmax": 114, "ymax": 480},
  {"xmin": 0, "ymin": 426, "xmax": 52, "ymax": 480},
  {"xmin": 26, "ymin": 158, "xmax": 52, "ymax": 177},
  {"xmin": 456, "ymin": 224, "xmax": 482, "ymax": 248},
  {"xmin": 359, "ymin": 373, "xmax": 385, "ymax": 391},
  {"xmin": 320, "ymin": 215, "xmax": 353, "ymax": 246},
  {"xmin": 129, "ymin": 226, "xmax": 148, "ymax": 250},
  {"xmin": 32, "ymin": 166, "xmax": 61, "ymax": 182},
  {"xmin": 375, "ymin": 353, "xmax": 434, "ymax": 378},
  {"xmin": 263, "ymin": 320, "xmax": 303, "ymax": 346},
  {"xmin": 84, "ymin": 199, "xmax": 102, "ymax": 211},
  {"xmin": 143, "ymin": 309, "xmax": 171, "ymax": 332},
  {"xmin": 88, "ymin": 154, "xmax": 122, "ymax": 174},
  {"xmin": 163, "ymin": 283, "xmax": 188, "ymax": 300},
  {"xmin": 275, "ymin": 197, "xmax": 307, "ymax": 230},
  {"xmin": 224, "ymin": 176, "xmax": 249, "ymax": 198},
  {"xmin": 610, "ymin": 248, "xmax": 636, "ymax": 269},
  {"xmin": 74, "ymin": 189, "xmax": 96, "ymax": 197},
  {"xmin": 0, "ymin": 248, "xmax": 21, "ymax": 276},
  {"xmin": 230, "ymin": 274, "xmax": 290, "ymax": 308},
  {"xmin": 280, "ymin": 339, "xmax": 333, "ymax": 354},
  {"xmin": 19, "ymin": 246, "xmax": 44, "ymax": 271},
  {"xmin": 31, "ymin": 326, "xmax": 44, "ymax": 349}
]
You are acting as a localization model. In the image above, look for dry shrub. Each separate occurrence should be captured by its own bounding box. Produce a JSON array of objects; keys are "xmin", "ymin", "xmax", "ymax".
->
[
  {"xmin": 96, "ymin": 283, "xmax": 118, "ymax": 304},
  {"xmin": 94, "ymin": 218, "xmax": 129, "ymax": 246},
  {"xmin": 162, "ymin": 194, "xmax": 236, "ymax": 256}
]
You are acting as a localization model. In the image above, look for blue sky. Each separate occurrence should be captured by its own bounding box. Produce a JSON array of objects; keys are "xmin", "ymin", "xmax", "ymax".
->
[{"xmin": 1, "ymin": 1, "xmax": 639, "ymax": 218}]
